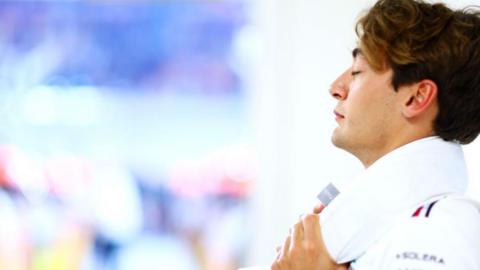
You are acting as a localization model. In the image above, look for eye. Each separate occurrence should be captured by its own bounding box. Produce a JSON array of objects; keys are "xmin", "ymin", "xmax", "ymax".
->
[{"xmin": 351, "ymin": 70, "xmax": 361, "ymax": 76}]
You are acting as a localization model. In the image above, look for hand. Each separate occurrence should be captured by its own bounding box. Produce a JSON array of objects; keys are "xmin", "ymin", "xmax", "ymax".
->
[
  {"xmin": 274, "ymin": 203, "xmax": 326, "ymax": 253},
  {"xmin": 271, "ymin": 204, "xmax": 349, "ymax": 270}
]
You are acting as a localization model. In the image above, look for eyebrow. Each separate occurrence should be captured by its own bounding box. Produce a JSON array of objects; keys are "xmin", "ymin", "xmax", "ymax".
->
[{"xmin": 352, "ymin": 48, "xmax": 362, "ymax": 58}]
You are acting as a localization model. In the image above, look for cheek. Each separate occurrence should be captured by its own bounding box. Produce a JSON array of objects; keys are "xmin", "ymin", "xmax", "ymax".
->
[
  {"xmin": 346, "ymin": 85, "xmax": 389, "ymax": 123},
  {"xmin": 345, "ymin": 85, "xmax": 371, "ymax": 113}
]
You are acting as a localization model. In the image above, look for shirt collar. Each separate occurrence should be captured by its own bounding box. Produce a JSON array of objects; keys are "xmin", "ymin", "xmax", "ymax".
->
[{"xmin": 359, "ymin": 136, "xmax": 467, "ymax": 197}]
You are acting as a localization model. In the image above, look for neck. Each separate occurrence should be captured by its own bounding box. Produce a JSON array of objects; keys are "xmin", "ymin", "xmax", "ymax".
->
[{"xmin": 357, "ymin": 132, "xmax": 436, "ymax": 168}]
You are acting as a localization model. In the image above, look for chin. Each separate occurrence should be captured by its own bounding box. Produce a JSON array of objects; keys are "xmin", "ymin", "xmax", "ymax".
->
[
  {"xmin": 331, "ymin": 130, "xmax": 351, "ymax": 151},
  {"xmin": 331, "ymin": 131, "xmax": 343, "ymax": 148}
]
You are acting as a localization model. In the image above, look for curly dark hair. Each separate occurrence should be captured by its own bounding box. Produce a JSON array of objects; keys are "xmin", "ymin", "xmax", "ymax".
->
[{"xmin": 356, "ymin": 0, "xmax": 480, "ymax": 144}]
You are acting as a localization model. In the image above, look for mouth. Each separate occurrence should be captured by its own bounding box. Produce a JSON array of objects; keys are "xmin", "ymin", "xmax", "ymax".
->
[{"xmin": 334, "ymin": 110, "xmax": 345, "ymax": 120}]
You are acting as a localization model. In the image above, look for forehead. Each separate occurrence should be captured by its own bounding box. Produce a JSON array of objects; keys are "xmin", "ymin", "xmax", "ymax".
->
[{"xmin": 351, "ymin": 47, "xmax": 393, "ymax": 78}]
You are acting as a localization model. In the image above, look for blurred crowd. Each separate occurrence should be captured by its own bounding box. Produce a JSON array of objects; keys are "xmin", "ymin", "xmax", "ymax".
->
[
  {"xmin": 0, "ymin": 1, "xmax": 244, "ymax": 93},
  {"xmin": 0, "ymin": 1, "xmax": 253, "ymax": 270},
  {"xmin": 0, "ymin": 143, "xmax": 255, "ymax": 270}
]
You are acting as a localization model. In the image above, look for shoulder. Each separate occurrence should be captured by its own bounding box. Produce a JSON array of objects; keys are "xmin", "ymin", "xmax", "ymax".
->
[
  {"xmin": 405, "ymin": 196, "xmax": 480, "ymax": 240},
  {"xmin": 387, "ymin": 196, "xmax": 480, "ymax": 269},
  {"xmin": 353, "ymin": 196, "xmax": 480, "ymax": 270}
]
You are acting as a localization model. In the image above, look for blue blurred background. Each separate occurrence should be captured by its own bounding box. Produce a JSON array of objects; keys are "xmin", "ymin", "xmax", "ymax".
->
[
  {"xmin": 0, "ymin": 1, "xmax": 254, "ymax": 269},
  {"xmin": 2, "ymin": 1, "xmax": 480, "ymax": 270}
]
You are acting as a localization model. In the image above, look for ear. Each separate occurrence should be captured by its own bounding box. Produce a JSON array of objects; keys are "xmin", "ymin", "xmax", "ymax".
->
[{"xmin": 402, "ymin": 79, "xmax": 438, "ymax": 119}]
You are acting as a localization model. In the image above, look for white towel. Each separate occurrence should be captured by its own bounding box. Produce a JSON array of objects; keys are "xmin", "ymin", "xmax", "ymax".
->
[{"xmin": 320, "ymin": 136, "xmax": 468, "ymax": 263}]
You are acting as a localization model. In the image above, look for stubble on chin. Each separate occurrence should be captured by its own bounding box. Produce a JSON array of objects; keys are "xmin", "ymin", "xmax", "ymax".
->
[
  {"xmin": 331, "ymin": 127, "xmax": 357, "ymax": 155},
  {"xmin": 331, "ymin": 128, "xmax": 345, "ymax": 149}
]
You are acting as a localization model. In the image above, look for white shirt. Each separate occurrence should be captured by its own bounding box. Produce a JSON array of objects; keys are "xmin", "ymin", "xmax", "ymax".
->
[
  {"xmin": 350, "ymin": 195, "xmax": 480, "ymax": 269},
  {"xmin": 319, "ymin": 137, "xmax": 480, "ymax": 269}
]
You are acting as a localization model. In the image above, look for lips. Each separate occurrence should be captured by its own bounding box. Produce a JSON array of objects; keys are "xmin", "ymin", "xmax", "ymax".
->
[{"xmin": 334, "ymin": 110, "xmax": 345, "ymax": 120}]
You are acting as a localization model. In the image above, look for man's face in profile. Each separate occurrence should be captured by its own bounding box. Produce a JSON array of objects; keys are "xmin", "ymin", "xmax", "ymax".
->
[{"xmin": 329, "ymin": 50, "xmax": 401, "ymax": 164}]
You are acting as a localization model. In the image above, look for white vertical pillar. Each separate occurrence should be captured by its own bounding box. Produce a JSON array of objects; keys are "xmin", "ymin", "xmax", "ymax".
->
[
  {"xmin": 245, "ymin": 0, "xmax": 372, "ymax": 265},
  {"xmin": 246, "ymin": 0, "xmax": 297, "ymax": 265}
]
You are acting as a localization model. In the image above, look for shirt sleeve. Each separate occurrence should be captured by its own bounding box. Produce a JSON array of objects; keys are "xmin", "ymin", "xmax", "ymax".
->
[{"xmin": 378, "ymin": 199, "xmax": 480, "ymax": 270}]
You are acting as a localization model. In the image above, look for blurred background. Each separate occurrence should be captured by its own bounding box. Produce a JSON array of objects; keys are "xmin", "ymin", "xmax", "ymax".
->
[{"xmin": 0, "ymin": 1, "xmax": 479, "ymax": 270}]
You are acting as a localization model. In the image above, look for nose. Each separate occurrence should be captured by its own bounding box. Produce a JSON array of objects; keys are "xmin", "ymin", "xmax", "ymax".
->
[{"xmin": 329, "ymin": 68, "xmax": 350, "ymax": 101}]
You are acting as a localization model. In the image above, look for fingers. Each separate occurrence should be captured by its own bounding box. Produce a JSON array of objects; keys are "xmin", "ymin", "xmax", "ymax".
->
[
  {"xmin": 274, "ymin": 233, "xmax": 291, "ymax": 261},
  {"xmin": 274, "ymin": 214, "xmax": 320, "ymax": 260},
  {"xmin": 272, "ymin": 213, "xmax": 339, "ymax": 270},
  {"xmin": 282, "ymin": 235, "xmax": 291, "ymax": 257},
  {"xmin": 313, "ymin": 203, "xmax": 325, "ymax": 214},
  {"xmin": 290, "ymin": 220, "xmax": 304, "ymax": 250},
  {"xmin": 302, "ymin": 213, "xmax": 321, "ymax": 240}
]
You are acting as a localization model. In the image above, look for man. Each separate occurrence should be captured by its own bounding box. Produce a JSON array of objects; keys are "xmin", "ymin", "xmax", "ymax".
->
[{"xmin": 271, "ymin": 0, "xmax": 480, "ymax": 269}]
